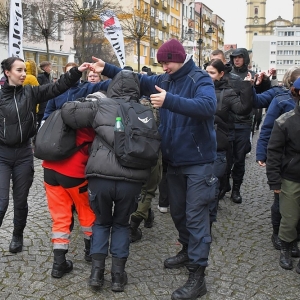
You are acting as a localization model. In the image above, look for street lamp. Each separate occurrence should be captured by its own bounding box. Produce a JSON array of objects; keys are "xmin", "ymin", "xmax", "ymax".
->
[{"xmin": 187, "ymin": 20, "xmax": 214, "ymax": 68}]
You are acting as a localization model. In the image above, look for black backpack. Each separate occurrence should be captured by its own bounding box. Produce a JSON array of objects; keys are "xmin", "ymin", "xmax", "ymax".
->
[
  {"xmin": 34, "ymin": 109, "xmax": 89, "ymax": 161},
  {"xmin": 101, "ymin": 99, "xmax": 161, "ymax": 169}
]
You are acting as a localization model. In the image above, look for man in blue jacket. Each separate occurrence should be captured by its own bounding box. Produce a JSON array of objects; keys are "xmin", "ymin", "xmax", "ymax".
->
[{"xmin": 90, "ymin": 38, "xmax": 218, "ymax": 300}]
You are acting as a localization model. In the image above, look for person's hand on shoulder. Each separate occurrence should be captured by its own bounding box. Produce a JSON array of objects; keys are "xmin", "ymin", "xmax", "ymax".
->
[{"xmin": 90, "ymin": 56, "xmax": 105, "ymax": 73}]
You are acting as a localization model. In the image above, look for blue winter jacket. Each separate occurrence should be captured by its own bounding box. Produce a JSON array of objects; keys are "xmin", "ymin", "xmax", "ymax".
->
[
  {"xmin": 256, "ymin": 91, "xmax": 296, "ymax": 162},
  {"xmin": 253, "ymin": 85, "xmax": 287, "ymax": 109},
  {"xmin": 102, "ymin": 58, "xmax": 217, "ymax": 166},
  {"xmin": 43, "ymin": 80, "xmax": 110, "ymax": 119}
]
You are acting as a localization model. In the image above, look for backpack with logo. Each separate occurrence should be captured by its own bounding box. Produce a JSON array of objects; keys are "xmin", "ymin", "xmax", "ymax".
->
[
  {"xmin": 34, "ymin": 109, "xmax": 89, "ymax": 161},
  {"xmin": 101, "ymin": 99, "xmax": 161, "ymax": 169}
]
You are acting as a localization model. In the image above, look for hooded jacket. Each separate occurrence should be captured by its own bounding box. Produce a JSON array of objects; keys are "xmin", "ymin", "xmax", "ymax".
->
[
  {"xmin": 102, "ymin": 57, "xmax": 217, "ymax": 166},
  {"xmin": 266, "ymin": 105, "xmax": 300, "ymax": 190},
  {"xmin": 229, "ymin": 48, "xmax": 271, "ymax": 126},
  {"xmin": 0, "ymin": 67, "xmax": 83, "ymax": 147},
  {"xmin": 37, "ymin": 71, "xmax": 52, "ymax": 115},
  {"xmin": 61, "ymin": 71, "xmax": 150, "ymax": 183}
]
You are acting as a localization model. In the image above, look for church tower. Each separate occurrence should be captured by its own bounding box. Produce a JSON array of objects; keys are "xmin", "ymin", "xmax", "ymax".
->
[
  {"xmin": 293, "ymin": 0, "xmax": 300, "ymax": 25},
  {"xmin": 245, "ymin": 0, "xmax": 267, "ymax": 50}
]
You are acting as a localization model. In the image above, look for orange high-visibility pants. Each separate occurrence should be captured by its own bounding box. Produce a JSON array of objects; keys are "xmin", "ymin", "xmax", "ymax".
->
[{"xmin": 44, "ymin": 181, "xmax": 95, "ymax": 250}]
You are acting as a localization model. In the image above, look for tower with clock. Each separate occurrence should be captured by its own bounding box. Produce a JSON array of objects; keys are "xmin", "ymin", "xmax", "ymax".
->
[{"xmin": 245, "ymin": 0, "xmax": 300, "ymax": 50}]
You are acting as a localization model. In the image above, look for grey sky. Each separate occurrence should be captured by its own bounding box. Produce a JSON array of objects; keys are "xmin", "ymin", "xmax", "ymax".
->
[{"xmin": 205, "ymin": 0, "xmax": 293, "ymax": 47}]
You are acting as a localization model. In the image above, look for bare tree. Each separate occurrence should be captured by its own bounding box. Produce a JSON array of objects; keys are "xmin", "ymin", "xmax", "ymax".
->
[
  {"xmin": 0, "ymin": 0, "xmax": 9, "ymax": 39},
  {"xmin": 61, "ymin": 0, "xmax": 121, "ymax": 64},
  {"xmin": 23, "ymin": 0, "xmax": 67, "ymax": 60},
  {"xmin": 120, "ymin": 5, "xmax": 151, "ymax": 72}
]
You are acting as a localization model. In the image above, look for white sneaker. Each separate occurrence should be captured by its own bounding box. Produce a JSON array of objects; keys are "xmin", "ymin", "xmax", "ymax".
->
[{"xmin": 157, "ymin": 205, "xmax": 168, "ymax": 213}]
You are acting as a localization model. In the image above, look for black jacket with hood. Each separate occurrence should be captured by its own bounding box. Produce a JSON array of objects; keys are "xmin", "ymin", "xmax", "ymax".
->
[
  {"xmin": 229, "ymin": 48, "xmax": 271, "ymax": 126},
  {"xmin": 61, "ymin": 70, "xmax": 150, "ymax": 183},
  {"xmin": 0, "ymin": 67, "xmax": 83, "ymax": 147},
  {"xmin": 214, "ymin": 65, "xmax": 253, "ymax": 151}
]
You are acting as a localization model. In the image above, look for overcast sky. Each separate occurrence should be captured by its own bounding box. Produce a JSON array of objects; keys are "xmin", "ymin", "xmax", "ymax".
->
[{"xmin": 205, "ymin": 0, "xmax": 294, "ymax": 48}]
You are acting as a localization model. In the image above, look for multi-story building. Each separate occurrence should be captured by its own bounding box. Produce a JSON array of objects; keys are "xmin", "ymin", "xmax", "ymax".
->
[
  {"xmin": 0, "ymin": 0, "xmax": 75, "ymax": 77},
  {"xmin": 245, "ymin": 0, "xmax": 300, "ymax": 50},
  {"xmin": 252, "ymin": 27, "xmax": 300, "ymax": 82}
]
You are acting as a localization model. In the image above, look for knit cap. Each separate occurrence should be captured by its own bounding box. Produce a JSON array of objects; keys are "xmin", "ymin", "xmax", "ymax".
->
[{"xmin": 157, "ymin": 39, "xmax": 186, "ymax": 63}]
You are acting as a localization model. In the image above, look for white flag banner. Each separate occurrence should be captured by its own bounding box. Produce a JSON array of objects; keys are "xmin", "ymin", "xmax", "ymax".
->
[
  {"xmin": 100, "ymin": 11, "xmax": 125, "ymax": 68},
  {"xmin": 9, "ymin": 0, "xmax": 24, "ymax": 59}
]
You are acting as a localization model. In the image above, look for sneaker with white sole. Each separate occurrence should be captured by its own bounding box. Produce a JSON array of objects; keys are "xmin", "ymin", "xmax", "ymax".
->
[{"xmin": 157, "ymin": 205, "xmax": 168, "ymax": 213}]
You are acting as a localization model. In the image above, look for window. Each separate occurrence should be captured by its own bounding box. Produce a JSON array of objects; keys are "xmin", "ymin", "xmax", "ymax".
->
[
  {"xmin": 158, "ymin": 30, "xmax": 163, "ymax": 40},
  {"xmin": 277, "ymin": 69, "xmax": 286, "ymax": 74},
  {"xmin": 295, "ymin": 60, "xmax": 300, "ymax": 65},
  {"xmin": 283, "ymin": 60, "xmax": 293, "ymax": 65},
  {"xmin": 271, "ymin": 41, "xmax": 276, "ymax": 45},
  {"xmin": 296, "ymin": 41, "xmax": 300, "ymax": 46},
  {"xmin": 271, "ymin": 51, "xmax": 275, "ymax": 55},
  {"xmin": 277, "ymin": 60, "xmax": 283, "ymax": 64},
  {"xmin": 57, "ymin": 14, "xmax": 64, "ymax": 40},
  {"xmin": 254, "ymin": 7, "xmax": 258, "ymax": 15},
  {"xmin": 284, "ymin": 41, "xmax": 294, "ymax": 45},
  {"xmin": 283, "ymin": 50, "xmax": 293, "ymax": 55},
  {"xmin": 189, "ymin": 7, "xmax": 193, "ymax": 19},
  {"xmin": 150, "ymin": 48, "xmax": 155, "ymax": 58},
  {"xmin": 176, "ymin": 1, "xmax": 180, "ymax": 10},
  {"xmin": 137, "ymin": 0, "xmax": 140, "ymax": 10},
  {"xmin": 270, "ymin": 61, "xmax": 275, "ymax": 64},
  {"xmin": 150, "ymin": 28, "xmax": 155, "ymax": 38},
  {"xmin": 277, "ymin": 50, "xmax": 283, "ymax": 55},
  {"xmin": 143, "ymin": 45, "xmax": 147, "ymax": 56},
  {"xmin": 171, "ymin": 0, "xmax": 174, "ymax": 7}
]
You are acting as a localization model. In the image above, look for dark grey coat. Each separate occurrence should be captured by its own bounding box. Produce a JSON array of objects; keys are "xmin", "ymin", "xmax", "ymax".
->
[{"xmin": 61, "ymin": 70, "xmax": 150, "ymax": 183}]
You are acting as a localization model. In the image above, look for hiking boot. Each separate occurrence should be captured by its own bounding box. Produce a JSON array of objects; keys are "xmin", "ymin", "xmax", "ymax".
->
[
  {"xmin": 130, "ymin": 215, "xmax": 143, "ymax": 243},
  {"xmin": 144, "ymin": 209, "xmax": 154, "ymax": 228},
  {"xmin": 164, "ymin": 244, "xmax": 189, "ymax": 269},
  {"xmin": 171, "ymin": 265, "xmax": 207, "ymax": 300},
  {"xmin": 231, "ymin": 183, "xmax": 242, "ymax": 204},
  {"xmin": 51, "ymin": 249, "xmax": 73, "ymax": 278},
  {"xmin": 89, "ymin": 256, "xmax": 106, "ymax": 288},
  {"xmin": 271, "ymin": 233, "xmax": 281, "ymax": 250},
  {"xmin": 279, "ymin": 240, "xmax": 293, "ymax": 270},
  {"xmin": 291, "ymin": 240, "xmax": 300, "ymax": 258},
  {"xmin": 9, "ymin": 235, "xmax": 23, "ymax": 253},
  {"xmin": 111, "ymin": 257, "xmax": 127, "ymax": 292}
]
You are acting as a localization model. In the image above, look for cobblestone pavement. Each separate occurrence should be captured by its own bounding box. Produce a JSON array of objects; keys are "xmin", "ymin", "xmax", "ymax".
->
[{"xmin": 1, "ymin": 132, "xmax": 300, "ymax": 300}]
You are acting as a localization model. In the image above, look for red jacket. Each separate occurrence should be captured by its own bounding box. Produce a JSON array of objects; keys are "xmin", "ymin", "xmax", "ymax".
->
[{"xmin": 42, "ymin": 128, "xmax": 95, "ymax": 178}]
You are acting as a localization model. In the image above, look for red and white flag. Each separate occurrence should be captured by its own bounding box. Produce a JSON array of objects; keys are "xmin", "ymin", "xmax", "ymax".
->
[
  {"xmin": 100, "ymin": 11, "xmax": 125, "ymax": 68},
  {"xmin": 9, "ymin": 0, "xmax": 24, "ymax": 59}
]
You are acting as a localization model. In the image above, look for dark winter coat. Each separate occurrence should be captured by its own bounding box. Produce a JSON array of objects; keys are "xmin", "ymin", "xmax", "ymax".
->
[
  {"xmin": 256, "ymin": 91, "xmax": 295, "ymax": 162},
  {"xmin": 61, "ymin": 70, "xmax": 150, "ymax": 183},
  {"xmin": 214, "ymin": 78, "xmax": 253, "ymax": 151},
  {"xmin": 266, "ymin": 105, "xmax": 300, "ymax": 190},
  {"xmin": 0, "ymin": 67, "xmax": 83, "ymax": 147},
  {"xmin": 103, "ymin": 58, "xmax": 217, "ymax": 166},
  {"xmin": 229, "ymin": 48, "xmax": 271, "ymax": 127}
]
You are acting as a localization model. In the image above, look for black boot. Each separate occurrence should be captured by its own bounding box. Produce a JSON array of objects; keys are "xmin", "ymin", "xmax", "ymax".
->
[
  {"xmin": 144, "ymin": 208, "xmax": 154, "ymax": 228},
  {"xmin": 291, "ymin": 240, "xmax": 300, "ymax": 258},
  {"xmin": 279, "ymin": 240, "xmax": 293, "ymax": 270},
  {"xmin": 9, "ymin": 235, "xmax": 23, "ymax": 253},
  {"xmin": 171, "ymin": 264, "xmax": 207, "ymax": 300},
  {"xmin": 89, "ymin": 254, "xmax": 106, "ymax": 288},
  {"xmin": 51, "ymin": 249, "xmax": 73, "ymax": 278},
  {"xmin": 271, "ymin": 232, "xmax": 281, "ymax": 250},
  {"xmin": 84, "ymin": 238, "xmax": 92, "ymax": 262},
  {"xmin": 230, "ymin": 182, "xmax": 242, "ymax": 204},
  {"xmin": 164, "ymin": 244, "xmax": 189, "ymax": 269},
  {"xmin": 111, "ymin": 257, "xmax": 128, "ymax": 292},
  {"xmin": 130, "ymin": 215, "xmax": 143, "ymax": 243},
  {"xmin": 9, "ymin": 226, "xmax": 25, "ymax": 253}
]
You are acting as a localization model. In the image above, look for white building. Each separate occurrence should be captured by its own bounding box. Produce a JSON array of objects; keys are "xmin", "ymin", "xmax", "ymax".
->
[{"xmin": 252, "ymin": 26, "xmax": 300, "ymax": 82}]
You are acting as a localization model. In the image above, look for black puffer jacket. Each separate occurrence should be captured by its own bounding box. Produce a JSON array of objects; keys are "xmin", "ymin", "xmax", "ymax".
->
[
  {"xmin": 229, "ymin": 48, "xmax": 271, "ymax": 126},
  {"xmin": 0, "ymin": 67, "xmax": 82, "ymax": 146},
  {"xmin": 61, "ymin": 70, "xmax": 150, "ymax": 183},
  {"xmin": 214, "ymin": 78, "xmax": 253, "ymax": 151},
  {"xmin": 37, "ymin": 71, "xmax": 52, "ymax": 115}
]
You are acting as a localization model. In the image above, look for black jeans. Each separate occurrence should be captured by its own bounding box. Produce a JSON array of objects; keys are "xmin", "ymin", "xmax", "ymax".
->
[{"xmin": 0, "ymin": 142, "xmax": 34, "ymax": 229}]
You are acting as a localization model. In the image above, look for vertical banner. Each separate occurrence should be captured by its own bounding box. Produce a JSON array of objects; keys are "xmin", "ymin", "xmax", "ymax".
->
[
  {"xmin": 100, "ymin": 11, "xmax": 125, "ymax": 68},
  {"xmin": 9, "ymin": 0, "xmax": 24, "ymax": 59}
]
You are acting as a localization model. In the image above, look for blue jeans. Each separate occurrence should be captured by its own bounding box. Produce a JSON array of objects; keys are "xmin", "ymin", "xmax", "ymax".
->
[
  {"xmin": 0, "ymin": 142, "xmax": 34, "ymax": 228},
  {"xmin": 88, "ymin": 178, "xmax": 142, "ymax": 258},
  {"xmin": 167, "ymin": 163, "xmax": 217, "ymax": 266}
]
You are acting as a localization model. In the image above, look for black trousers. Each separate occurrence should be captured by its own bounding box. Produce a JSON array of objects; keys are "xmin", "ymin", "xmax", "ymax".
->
[{"xmin": 0, "ymin": 142, "xmax": 34, "ymax": 230}]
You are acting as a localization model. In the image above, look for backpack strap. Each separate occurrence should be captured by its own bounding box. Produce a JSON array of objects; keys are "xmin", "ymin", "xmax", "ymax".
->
[{"xmin": 67, "ymin": 141, "xmax": 91, "ymax": 157}]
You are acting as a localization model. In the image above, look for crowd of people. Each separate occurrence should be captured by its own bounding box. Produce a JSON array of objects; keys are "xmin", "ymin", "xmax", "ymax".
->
[{"xmin": 0, "ymin": 38, "xmax": 300, "ymax": 300}]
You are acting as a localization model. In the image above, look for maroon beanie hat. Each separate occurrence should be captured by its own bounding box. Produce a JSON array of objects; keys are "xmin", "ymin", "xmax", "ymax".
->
[{"xmin": 157, "ymin": 39, "xmax": 186, "ymax": 63}]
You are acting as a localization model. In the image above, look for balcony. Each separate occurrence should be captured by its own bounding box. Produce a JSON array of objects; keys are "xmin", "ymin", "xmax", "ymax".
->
[
  {"xmin": 153, "ymin": 36, "xmax": 159, "ymax": 45},
  {"xmin": 162, "ymin": 0, "xmax": 167, "ymax": 9},
  {"xmin": 162, "ymin": 20, "xmax": 167, "ymax": 28},
  {"xmin": 154, "ymin": 0, "xmax": 159, "ymax": 5},
  {"xmin": 154, "ymin": 16, "xmax": 159, "ymax": 24}
]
